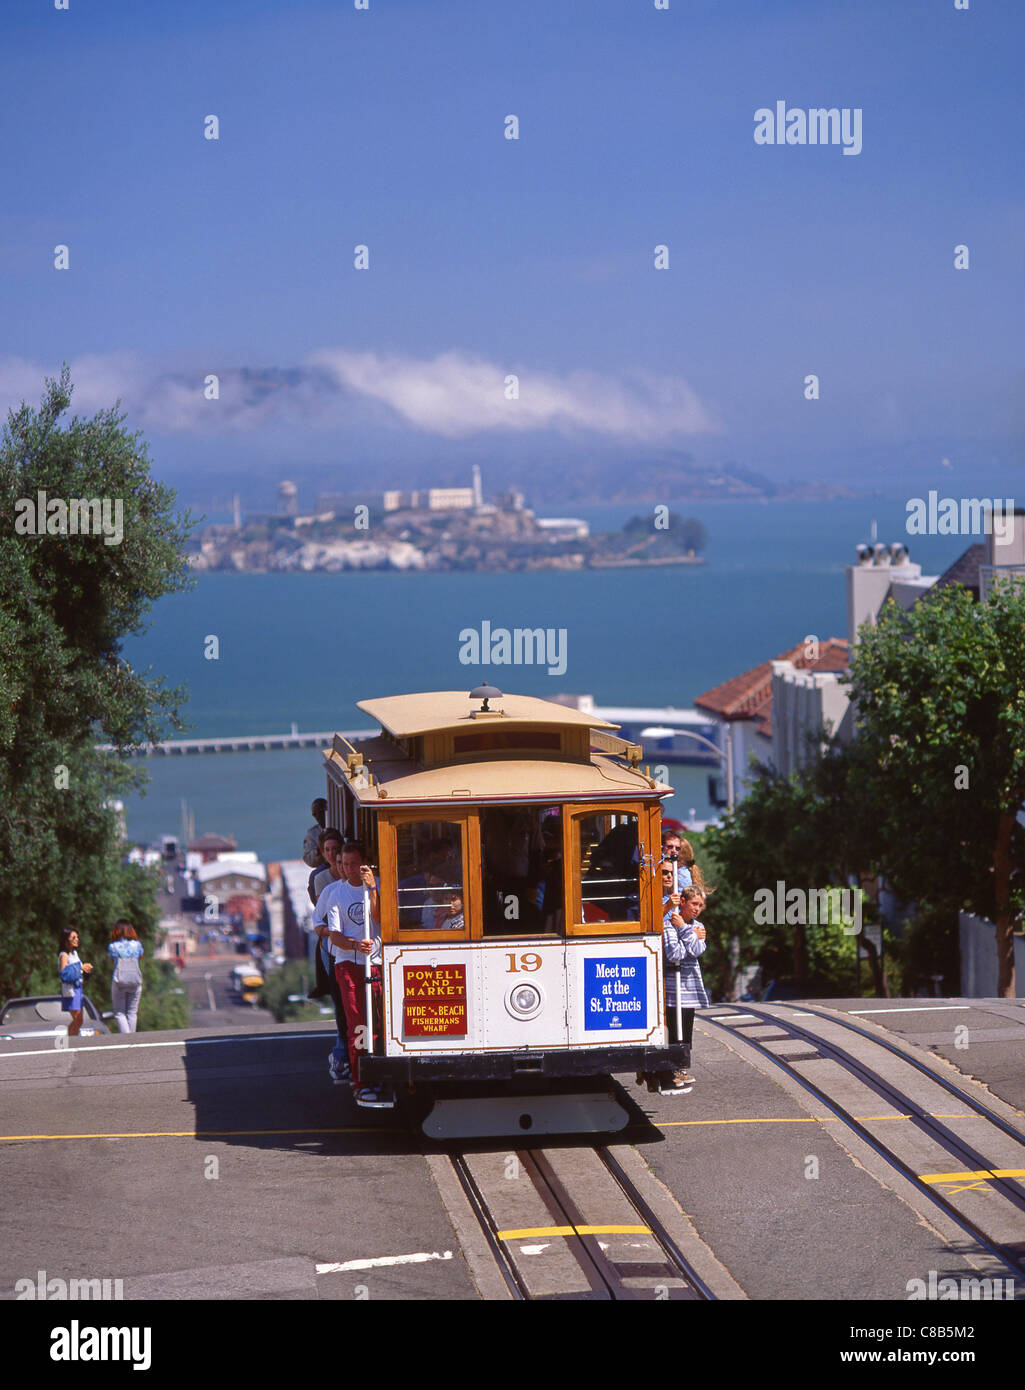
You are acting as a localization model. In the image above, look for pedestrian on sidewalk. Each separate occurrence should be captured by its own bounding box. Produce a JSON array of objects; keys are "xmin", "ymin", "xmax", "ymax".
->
[
  {"xmin": 108, "ymin": 920, "xmax": 145, "ymax": 1033},
  {"xmin": 58, "ymin": 927, "xmax": 93, "ymax": 1037}
]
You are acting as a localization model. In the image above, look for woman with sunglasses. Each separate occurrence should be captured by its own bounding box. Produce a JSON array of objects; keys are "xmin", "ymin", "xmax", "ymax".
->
[{"xmin": 58, "ymin": 927, "xmax": 94, "ymax": 1037}]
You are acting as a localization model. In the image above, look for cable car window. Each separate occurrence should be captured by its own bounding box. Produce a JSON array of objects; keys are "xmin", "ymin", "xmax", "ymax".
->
[
  {"xmin": 452, "ymin": 730, "xmax": 561, "ymax": 754},
  {"xmin": 481, "ymin": 807, "xmax": 563, "ymax": 935},
  {"xmin": 577, "ymin": 812, "xmax": 640, "ymax": 923},
  {"xmin": 395, "ymin": 822, "xmax": 464, "ymax": 932}
]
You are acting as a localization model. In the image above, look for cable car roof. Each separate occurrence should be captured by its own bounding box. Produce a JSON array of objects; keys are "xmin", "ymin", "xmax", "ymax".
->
[
  {"xmin": 356, "ymin": 690, "xmax": 618, "ymax": 738},
  {"xmin": 325, "ymin": 743, "xmax": 667, "ymax": 805}
]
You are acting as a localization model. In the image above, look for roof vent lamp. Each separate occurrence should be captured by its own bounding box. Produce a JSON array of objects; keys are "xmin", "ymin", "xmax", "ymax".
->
[{"xmin": 469, "ymin": 684, "xmax": 504, "ymax": 720}]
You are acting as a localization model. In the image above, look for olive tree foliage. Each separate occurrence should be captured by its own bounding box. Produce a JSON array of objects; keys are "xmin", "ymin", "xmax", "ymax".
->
[
  {"xmin": 844, "ymin": 579, "xmax": 1025, "ymax": 997},
  {"xmin": 0, "ymin": 367, "xmax": 193, "ymax": 1000}
]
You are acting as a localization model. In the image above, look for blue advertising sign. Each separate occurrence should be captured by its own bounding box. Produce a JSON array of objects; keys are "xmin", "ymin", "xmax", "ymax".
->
[{"xmin": 584, "ymin": 956, "xmax": 647, "ymax": 1031}]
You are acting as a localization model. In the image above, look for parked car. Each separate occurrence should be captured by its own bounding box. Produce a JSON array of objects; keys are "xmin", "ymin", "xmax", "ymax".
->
[{"xmin": 0, "ymin": 995, "xmax": 112, "ymax": 1042}]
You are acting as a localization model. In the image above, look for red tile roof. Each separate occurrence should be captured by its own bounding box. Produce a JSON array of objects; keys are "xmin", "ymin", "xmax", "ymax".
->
[
  {"xmin": 187, "ymin": 833, "xmax": 238, "ymax": 852},
  {"xmin": 695, "ymin": 638, "xmax": 849, "ymax": 739}
]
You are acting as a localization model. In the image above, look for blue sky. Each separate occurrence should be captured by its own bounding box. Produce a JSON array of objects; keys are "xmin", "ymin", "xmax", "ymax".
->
[{"xmin": 3, "ymin": 0, "xmax": 1023, "ymax": 512}]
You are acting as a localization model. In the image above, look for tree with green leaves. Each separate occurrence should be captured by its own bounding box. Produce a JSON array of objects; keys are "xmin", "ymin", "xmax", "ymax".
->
[
  {"xmin": 701, "ymin": 751, "xmax": 886, "ymax": 995},
  {"xmin": 680, "ymin": 827, "xmax": 761, "ymax": 1000},
  {"xmin": 708, "ymin": 576, "xmax": 1025, "ymax": 1000},
  {"xmin": 0, "ymin": 367, "xmax": 193, "ymax": 1009},
  {"xmin": 844, "ymin": 577, "xmax": 1025, "ymax": 997}
]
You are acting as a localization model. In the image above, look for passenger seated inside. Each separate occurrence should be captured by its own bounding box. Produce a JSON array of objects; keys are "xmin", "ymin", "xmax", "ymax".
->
[
  {"xmin": 581, "ymin": 814, "xmax": 640, "ymax": 922},
  {"xmin": 423, "ymin": 888, "xmax": 464, "ymax": 931},
  {"xmin": 536, "ymin": 813, "xmax": 564, "ymax": 933},
  {"xmin": 397, "ymin": 832, "xmax": 463, "ymax": 931},
  {"xmin": 481, "ymin": 807, "xmax": 551, "ymax": 935}
]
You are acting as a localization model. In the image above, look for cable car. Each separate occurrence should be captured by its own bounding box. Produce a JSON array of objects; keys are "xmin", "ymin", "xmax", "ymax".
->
[{"xmin": 321, "ymin": 685, "xmax": 686, "ymax": 1137}]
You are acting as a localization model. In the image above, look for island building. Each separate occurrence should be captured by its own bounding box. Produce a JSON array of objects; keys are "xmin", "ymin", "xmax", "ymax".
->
[
  {"xmin": 535, "ymin": 518, "xmax": 590, "ymax": 541},
  {"xmin": 277, "ymin": 480, "xmax": 298, "ymax": 517},
  {"xmin": 314, "ymin": 487, "xmax": 478, "ymax": 515}
]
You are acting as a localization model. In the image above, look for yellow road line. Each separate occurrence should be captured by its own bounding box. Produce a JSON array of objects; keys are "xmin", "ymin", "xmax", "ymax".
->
[
  {"xmin": 0, "ymin": 1127, "xmax": 383, "ymax": 1142},
  {"xmin": 921, "ymin": 1168, "xmax": 1025, "ymax": 1184},
  {"xmin": 498, "ymin": 1224, "xmax": 650, "ymax": 1241},
  {"xmin": 499, "ymin": 1226, "xmax": 576, "ymax": 1240}
]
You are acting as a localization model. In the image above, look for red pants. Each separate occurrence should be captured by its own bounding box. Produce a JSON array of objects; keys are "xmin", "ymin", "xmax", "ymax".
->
[{"xmin": 335, "ymin": 960, "xmax": 382, "ymax": 1087}]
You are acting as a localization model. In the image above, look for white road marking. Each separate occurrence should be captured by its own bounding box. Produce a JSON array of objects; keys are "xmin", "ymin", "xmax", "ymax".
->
[
  {"xmin": 518, "ymin": 1244, "xmax": 551, "ymax": 1255},
  {"xmin": 0, "ymin": 1033, "xmax": 326, "ymax": 1061},
  {"xmin": 316, "ymin": 1251, "xmax": 453, "ymax": 1273},
  {"xmin": 714, "ymin": 1014, "xmax": 757, "ymax": 1023},
  {"xmin": 849, "ymin": 1006, "xmax": 973, "ymax": 1015}
]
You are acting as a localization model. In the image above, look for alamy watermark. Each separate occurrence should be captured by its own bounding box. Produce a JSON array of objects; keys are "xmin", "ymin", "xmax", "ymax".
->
[
  {"xmin": 906, "ymin": 1270, "xmax": 1015, "ymax": 1301},
  {"xmin": 14, "ymin": 491, "xmax": 123, "ymax": 546},
  {"xmin": 753, "ymin": 881, "xmax": 862, "ymax": 935},
  {"xmin": 50, "ymin": 1320, "xmax": 151, "ymax": 1371},
  {"xmin": 754, "ymin": 101, "xmax": 862, "ymax": 156},
  {"xmin": 905, "ymin": 492, "xmax": 1015, "ymax": 543},
  {"xmin": 458, "ymin": 620, "xmax": 567, "ymax": 677},
  {"xmin": 15, "ymin": 1269, "xmax": 123, "ymax": 1299}
]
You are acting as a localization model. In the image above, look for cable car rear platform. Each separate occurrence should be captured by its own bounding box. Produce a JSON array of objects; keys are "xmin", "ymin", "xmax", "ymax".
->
[{"xmin": 361, "ymin": 1043, "xmax": 690, "ymax": 1086}]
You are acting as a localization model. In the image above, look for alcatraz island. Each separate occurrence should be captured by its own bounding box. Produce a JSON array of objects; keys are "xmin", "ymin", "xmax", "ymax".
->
[{"xmin": 188, "ymin": 468, "xmax": 710, "ymax": 574}]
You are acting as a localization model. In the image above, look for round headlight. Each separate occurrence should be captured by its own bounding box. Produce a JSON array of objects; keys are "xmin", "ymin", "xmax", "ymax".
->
[{"xmin": 505, "ymin": 982, "xmax": 543, "ymax": 1020}]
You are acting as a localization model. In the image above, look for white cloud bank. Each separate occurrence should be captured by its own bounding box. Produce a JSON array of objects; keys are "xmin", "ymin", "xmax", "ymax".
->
[{"xmin": 0, "ymin": 349, "xmax": 718, "ymax": 443}]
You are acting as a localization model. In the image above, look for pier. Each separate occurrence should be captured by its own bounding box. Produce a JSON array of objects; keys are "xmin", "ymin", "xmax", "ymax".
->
[{"xmin": 97, "ymin": 728, "xmax": 373, "ymax": 757}]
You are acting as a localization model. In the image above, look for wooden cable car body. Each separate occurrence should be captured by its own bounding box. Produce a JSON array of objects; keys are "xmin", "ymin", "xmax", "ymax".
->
[{"xmin": 323, "ymin": 688, "xmax": 685, "ymax": 1136}]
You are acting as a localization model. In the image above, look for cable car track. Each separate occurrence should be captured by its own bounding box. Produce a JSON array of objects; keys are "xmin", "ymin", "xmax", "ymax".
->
[
  {"xmin": 448, "ymin": 1145, "xmax": 717, "ymax": 1300},
  {"xmin": 780, "ymin": 1001, "xmax": 1025, "ymax": 1145},
  {"xmin": 703, "ymin": 1006, "xmax": 1025, "ymax": 1282}
]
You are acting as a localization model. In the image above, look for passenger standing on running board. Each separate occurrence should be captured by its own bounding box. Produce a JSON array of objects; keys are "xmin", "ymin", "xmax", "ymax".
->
[
  {"xmin": 661, "ymin": 830, "xmax": 706, "ymax": 894},
  {"xmin": 311, "ymin": 828, "xmax": 349, "ymax": 1082},
  {"xmin": 315, "ymin": 842, "xmax": 383, "ymax": 1106},
  {"xmin": 641, "ymin": 866, "xmax": 687, "ymax": 1095},
  {"xmin": 665, "ymin": 886, "xmax": 709, "ymax": 1091}
]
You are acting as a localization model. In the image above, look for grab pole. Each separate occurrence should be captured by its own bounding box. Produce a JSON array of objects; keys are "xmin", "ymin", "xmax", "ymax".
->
[
  {"xmin": 674, "ymin": 861, "xmax": 683, "ymax": 1049},
  {"xmin": 363, "ymin": 881, "xmax": 374, "ymax": 1059}
]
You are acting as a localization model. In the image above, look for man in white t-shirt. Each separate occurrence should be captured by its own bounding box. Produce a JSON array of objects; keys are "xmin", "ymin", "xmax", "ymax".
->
[
  {"xmin": 309, "ymin": 829, "xmax": 347, "ymax": 1081},
  {"xmin": 314, "ymin": 843, "xmax": 382, "ymax": 1105}
]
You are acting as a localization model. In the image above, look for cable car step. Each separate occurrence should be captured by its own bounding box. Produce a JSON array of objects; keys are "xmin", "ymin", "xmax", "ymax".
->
[{"xmin": 354, "ymin": 1088, "xmax": 397, "ymax": 1110}]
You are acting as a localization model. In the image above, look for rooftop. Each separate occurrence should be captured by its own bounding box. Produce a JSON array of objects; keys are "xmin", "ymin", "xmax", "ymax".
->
[
  {"xmin": 695, "ymin": 638, "xmax": 850, "ymax": 738},
  {"xmin": 356, "ymin": 689, "xmax": 617, "ymax": 738},
  {"xmin": 929, "ymin": 543, "xmax": 987, "ymax": 600},
  {"xmin": 328, "ymin": 747, "xmax": 664, "ymax": 805},
  {"xmin": 187, "ymin": 833, "xmax": 237, "ymax": 852}
]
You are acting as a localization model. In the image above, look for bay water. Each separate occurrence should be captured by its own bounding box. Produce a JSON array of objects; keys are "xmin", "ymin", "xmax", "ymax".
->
[{"xmin": 118, "ymin": 497, "xmax": 973, "ymax": 861}]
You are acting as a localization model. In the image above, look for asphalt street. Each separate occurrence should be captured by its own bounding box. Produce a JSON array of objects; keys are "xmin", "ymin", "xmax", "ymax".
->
[{"xmin": 1, "ymin": 996, "xmax": 1023, "ymax": 1303}]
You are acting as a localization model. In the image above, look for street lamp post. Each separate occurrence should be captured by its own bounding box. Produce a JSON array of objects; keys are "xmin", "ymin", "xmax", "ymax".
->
[{"xmin": 657, "ymin": 727, "xmax": 735, "ymax": 814}]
